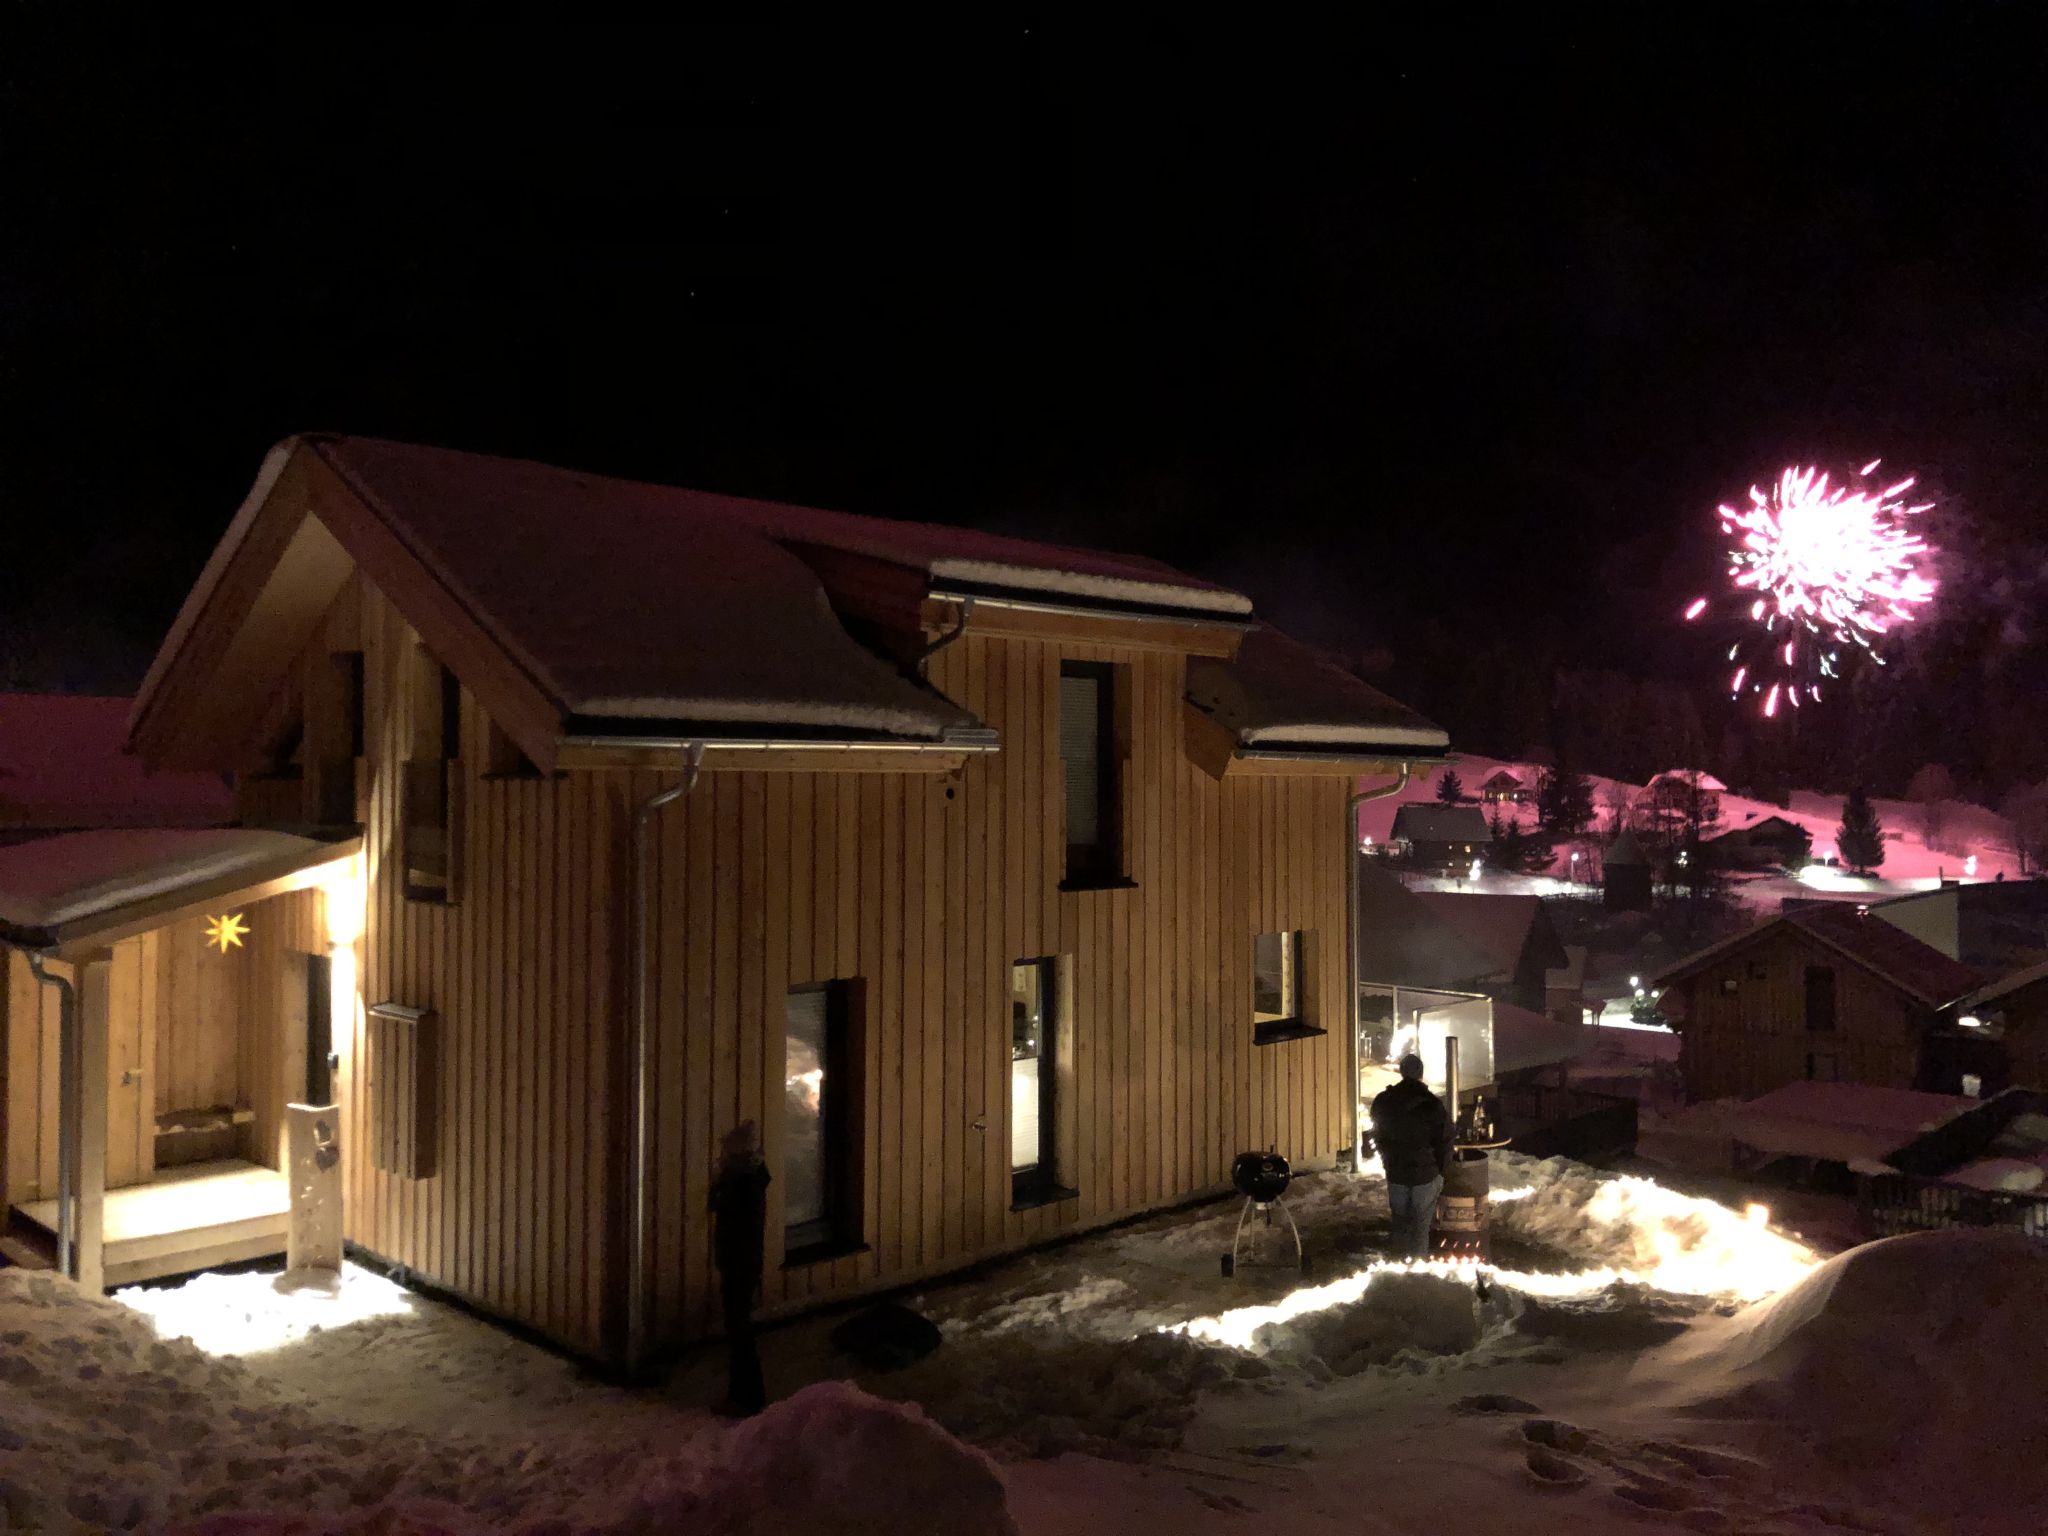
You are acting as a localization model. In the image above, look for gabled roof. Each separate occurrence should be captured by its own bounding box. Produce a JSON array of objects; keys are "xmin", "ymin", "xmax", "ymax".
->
[
  {"xmin": 1412, "ymin": 891, "xmax": 1569, "ymax": 979},
  {"xmin": 0, "ymin": 694, "xmax": 231, "ymax": 834},
  {"xmin": 1655, "ymin": 902, "xmax": 1983, "ymax": 1009},
  {"xmin": 1184, "ymin": 626, "xmax": 1448, "ymax": 755},
  {"xmin": 1647, "ymin": 768, "xmax": 1726, "ymax": 792},
  {"xmin": 1478, "ymin": 767, "xmax": 1525, "ymax": 787},
  {"xmin": 1605, "ymin": 829, "xmax": 1649, "ymax": 866},
  {"xmin": 307, "ymin": 437, "xmax": 993, "ymax": 741},
  {"xmin": 1706, "ymin": 813, "xmax": 1807, "ymax": 841},
  {"xmin": 133, "ymin": 436, "xmax": 1447, "ymax": 777},
  {"xmin": 1390, "ymin": 804, "xmax": 1492, "ymax": 844}
]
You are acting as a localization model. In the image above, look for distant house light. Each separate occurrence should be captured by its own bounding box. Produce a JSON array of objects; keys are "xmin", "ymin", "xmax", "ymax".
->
[{"xmin": 1958, "ymin": 1014, "xmax": 1984, "ymax": 1030}]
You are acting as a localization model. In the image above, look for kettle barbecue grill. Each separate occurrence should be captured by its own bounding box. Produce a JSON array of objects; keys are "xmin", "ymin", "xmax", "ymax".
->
[{"xmin": 1220, "ymin": 1149, "xmax": 1311, "ymax": 1278}]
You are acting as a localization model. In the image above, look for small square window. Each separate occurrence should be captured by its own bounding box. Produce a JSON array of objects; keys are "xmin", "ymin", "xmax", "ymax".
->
[{"xmin": 1252, "ymin": 931, "xmax": 1323, "ymax": 1045}]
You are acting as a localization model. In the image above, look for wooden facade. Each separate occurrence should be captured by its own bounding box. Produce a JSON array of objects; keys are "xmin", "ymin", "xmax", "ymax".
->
[
  {"xmin": 1666, "ymin": 924, "xmax": 1939, "ymax": 1102},
  {"xmin": 291, "ymin": 575, "xmax": 1353, "ymax": 1358},
  {"xmin": 51, "ymin": 435, "xmax": 1448, "ymax": 1365}
]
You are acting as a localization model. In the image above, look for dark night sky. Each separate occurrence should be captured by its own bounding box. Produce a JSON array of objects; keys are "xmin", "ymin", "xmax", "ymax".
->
[{"xmin": 6, "ymin": 12, "xmax": 2048, "ymax": 710}]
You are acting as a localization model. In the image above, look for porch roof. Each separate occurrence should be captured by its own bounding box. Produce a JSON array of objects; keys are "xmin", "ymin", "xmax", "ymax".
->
[{"xmin": 0, "ymin": 828, "xmax": 358, "ymax": 953}]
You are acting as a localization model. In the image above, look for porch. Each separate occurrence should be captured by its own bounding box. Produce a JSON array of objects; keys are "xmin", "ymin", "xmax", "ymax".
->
[{"xmin": 0, "ymin": 827, "xmax": 361, "ymax": 1292}]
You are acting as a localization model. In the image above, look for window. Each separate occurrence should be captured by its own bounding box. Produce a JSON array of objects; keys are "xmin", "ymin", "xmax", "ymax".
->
[
  {"xmin": 1804, "ymin": 965, "xmax": 1837, "ymax": 1034},
  {"xmin": 312, "ymin": 651, "xmax": 364, "ymax": 825},
  {"xmin": 1011, "ymin": 958, "xmax": 1070, "ymax": 1206},
  {"xmin": 1059, "ymin": 662, "xmax": 1123, "ymax": 886},
  {"xmin": 1253, "ymin": 930, "xmax": 1322, "ymax": 1044},
  {"xmin": 784, "ymin": 981, "xmax": 861, "ymax": 1259},
  {"xmin": 403, "ymin": 651, "xmax": 463, "ymax": 902},
  {"xmin": 1806, "ymin": 1050, "xmax": 1839, "ymax": 1082}
]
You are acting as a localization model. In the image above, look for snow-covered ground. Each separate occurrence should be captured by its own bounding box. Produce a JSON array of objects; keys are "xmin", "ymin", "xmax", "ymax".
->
[
  {"xmin": 9, "ymin": 1151, "xmax": 2038, "ymax": 1532},
  {"xmin": 1365, "ymin": 753, "xmax": 2028, "ymax": 904}
]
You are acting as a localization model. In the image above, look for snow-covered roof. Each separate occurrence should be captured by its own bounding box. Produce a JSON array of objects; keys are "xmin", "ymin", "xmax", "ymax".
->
[
  {"xmin": 1184, "ymin": 626, "xmax": 1448, "ymax": 755},
  {"xmin": 1490, "ymin": 999, "xmax": 1594, "ymax": 1076},
  {"xmin": 1647, "ymin": 768, "xmax": 1727, "ymax": 792},
  {"xmin": 1477, "ymin": 767, "xmax": 1524, "ymax": 786},
  {"xmin": 1654, "ymin": 902, "xmax": 1983, "ymax": 1008},
  {"xmin": 0, "ymin": 828, "xmax": 356, "ymax": 948},
  {"xmin": 1725, "ymin": 1081, "xmax": 1972, "ymax": 1169},
  {"xmin": 0, "ymin": 694, "xmax": 231, "ymax": 833},
  {"xmin": 1389, "ymin": 804, "xmax": 1492, "ymax": 845},
  {"xmin": 309, "ymin": 438, "xmax": 991, "ymax": 742}
]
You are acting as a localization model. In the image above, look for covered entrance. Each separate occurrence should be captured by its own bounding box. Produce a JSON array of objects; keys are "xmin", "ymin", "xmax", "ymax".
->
[{"xmin": 0, "ymin": 828, "xmax": 361, "ymax": 1291}]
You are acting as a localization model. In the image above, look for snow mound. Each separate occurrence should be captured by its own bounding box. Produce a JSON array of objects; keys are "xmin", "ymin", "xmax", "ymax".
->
[
  {"xmin": 0, "ymin": 1271, "xmax": 1016, "ymax": 1534},
  {"xmin": 1489, "ymin": 1154, "xmax": 1816, "ymax": 1300},
  {"xmin": 1674, "ymin": 1228, "xmax": 2048, "ymax": 1531}
]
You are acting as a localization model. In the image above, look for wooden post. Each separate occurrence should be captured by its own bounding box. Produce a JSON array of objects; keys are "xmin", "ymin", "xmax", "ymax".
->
[
  {"xmin": 285, "ymin": 1102, "xmax": 343, "ymax": 1274},
  {"xmin": 76, "ymin": 952, "xmax": 111, "ymax": 1296}
]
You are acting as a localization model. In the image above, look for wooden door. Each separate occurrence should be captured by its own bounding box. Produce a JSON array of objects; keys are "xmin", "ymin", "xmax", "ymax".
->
[{"xmin": 105, "ymin": 937, "xmax": 155, "ymax": 1190}]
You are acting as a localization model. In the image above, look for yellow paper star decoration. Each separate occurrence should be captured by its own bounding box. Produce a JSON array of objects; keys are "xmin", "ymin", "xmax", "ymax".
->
[{"xmin": 204, "ymin": 912, "xmax": 248, "ymax": 953}]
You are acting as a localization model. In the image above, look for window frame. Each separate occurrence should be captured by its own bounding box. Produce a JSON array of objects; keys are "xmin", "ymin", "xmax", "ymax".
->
[
  {"xmin": 1058, "ymin": 661, "xmax": 1130, "ymax": 891},
  {"xmin": 1252, "ymin": 929, "xmax": 1324, "ymax": 1045},
  {"xmin": 1009, "ymin": 957, "xmax": 1076, "ymax": 1210},
  {"xmin": 782, "ymin": 979, "xmax": 865, "ymax": 1264}
]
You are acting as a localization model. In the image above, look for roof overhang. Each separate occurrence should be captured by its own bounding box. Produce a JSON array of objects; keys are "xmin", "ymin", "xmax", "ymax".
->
[
  {"xmin": 555, "ymin": 727, "xmax": 999, "ymax": 775},
  {"xmin": 0, "ymin": 828, "xmax": 361, "ymax": 958},
  {"xmin": 1183, "ymin": 706, "xmax": 1449, "ymax": 781}
]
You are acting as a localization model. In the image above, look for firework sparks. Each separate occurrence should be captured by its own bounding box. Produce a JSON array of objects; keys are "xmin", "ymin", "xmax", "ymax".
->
[{"xmin": 1686, "ymin": 462, "xmax": 1938, "ymax": 717}]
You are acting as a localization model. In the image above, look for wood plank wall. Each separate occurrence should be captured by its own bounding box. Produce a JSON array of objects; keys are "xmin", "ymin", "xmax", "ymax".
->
[
  {"xmin": 337, "ymin": 576, "xmax": 620, "ymax": 1356},
  {"xmin": 1675, "ymin": 927, "xmax": 1924, "ymax": 1100},
  {"xmin": 640, "ymin": 635, "xmax": 1349, "ymax": 1346},
  {"xmin": 291, "ymin": 575, "xmax": 1348, "ymax": 1359}
]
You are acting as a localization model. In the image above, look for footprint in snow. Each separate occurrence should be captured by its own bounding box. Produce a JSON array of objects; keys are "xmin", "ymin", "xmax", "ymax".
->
[
  {"xmin": 1451, "ymin": 1392, "xmax": 1541, "ymax": 1415},
  {"xmin": 1523, "ymin": 1444, "xmax": 1592, "ymax": 1491}
]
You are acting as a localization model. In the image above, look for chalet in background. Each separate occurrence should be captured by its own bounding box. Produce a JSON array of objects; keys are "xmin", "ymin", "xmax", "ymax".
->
[
  {"xmin": 1388, "ymin": 803, "xmax": 1491, "ymax": 872},
  {"xmin": 1476, "ymin": 767, "xmax": 1526, "ymax": 804},
  {"xmin": 0, "ymin": 435, "xmax": 1448, "ymax": 1370},
  {"xmin": 1703, "ymin": 814, "xmax": 1813, "ymax": 872},
  {"xmin": 1655, "ymin": 903, "xmax": 1981, "ymax": 1102}
]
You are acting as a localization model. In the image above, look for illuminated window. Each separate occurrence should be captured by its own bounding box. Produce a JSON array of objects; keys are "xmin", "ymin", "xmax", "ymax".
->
[
  {"xmin": 1011, "ymin": 958, "xmax": 1064, "ymax": 1205},
  {"xmin": 785, "ymin": 981, "xmax": 860, "ymax": 1258},
  {"xmin": 1254, "ymin": 931, "xmax": 1320, "ymax": 1044}
]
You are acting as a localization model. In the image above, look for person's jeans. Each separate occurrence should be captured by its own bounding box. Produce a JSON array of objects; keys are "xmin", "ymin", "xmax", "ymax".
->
[{"xmin": 1387, "ymin": 1176, "xmax": 1444, "ymax": 1260}]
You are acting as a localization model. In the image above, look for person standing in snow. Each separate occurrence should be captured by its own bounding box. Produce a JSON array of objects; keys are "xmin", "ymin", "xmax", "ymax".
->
[
  {"xmin": 710, "ymin": 1120, "xmax": 771, "ymax": 1416},
  {"xmin": 1370, "ymin": 1054, "xmax": 1453, "ymax": 1261}
]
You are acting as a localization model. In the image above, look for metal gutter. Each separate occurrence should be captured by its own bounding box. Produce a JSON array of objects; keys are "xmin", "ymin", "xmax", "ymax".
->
[
  {"xmin": 925, "ymin": 587, "xmax": 1256, "ymax": 633},
  {"xmin": 562, "ymin": 732, "xmax": 999, "ymax": 756},
  {"xmin": 626, "ymin": 741, "xmax": 705, "ymax": 1375},
  {"xmin": 1348, "ymin": 763, "xmax": 1414, "ymax": 1167}
]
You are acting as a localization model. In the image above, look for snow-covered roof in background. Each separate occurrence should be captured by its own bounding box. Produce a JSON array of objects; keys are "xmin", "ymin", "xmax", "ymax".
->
[
  {"xmin": 1185, "ymin": 626, "xmax": 1448, "ymax": 754},
  {"xmin": 0, "ymin": 828, "xmax": 354, "ymax": 946},
  {"xmin": 1478, "ymin": 767, "xmax": 1524, "ymax": 785},
  {"xmin": 312, "ymin": 438, "xmax": 991, "ymax": 742},
  {"xmin": 1655, "ymin": 902, "xmax": 1983, "ymax": 1007},
  {"xmin": 0, "ymin": 695, "xmax": 231, "ymax": 833},
  {"xmin": 1389, "ymin": 804, "xmax": 1492, "ymax": 844},
  {"xmin": 1490, "ymin": 999, "xmax": 1595, "ymax": 1075},
  {"xmin": 1725, "ymin": 1081, "xmax": 1972, "ymax": 1170},
  {"xmin": 1647, "ymin": 768, "xmax": 1727, "ymax": 792}
]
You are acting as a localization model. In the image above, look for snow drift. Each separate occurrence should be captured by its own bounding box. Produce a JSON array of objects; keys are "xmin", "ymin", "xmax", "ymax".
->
[
  {"xmin": 1667, "ymin": 1228, "xmax": 2048, "ymax": 1533},
  {"xmin": 0, "ymin": 1270, "xmax": 1017, "ymax": 1534}
]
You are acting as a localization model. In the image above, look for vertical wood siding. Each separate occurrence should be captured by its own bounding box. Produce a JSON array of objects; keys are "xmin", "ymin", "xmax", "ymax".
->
[{"xmin": 309, "ymin": 576, "xmax": 1347, "ymax": 1359}]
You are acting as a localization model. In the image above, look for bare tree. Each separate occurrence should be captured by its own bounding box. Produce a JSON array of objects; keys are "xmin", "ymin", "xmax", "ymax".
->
[{"xmin": 1908, "ymin": 764, "xmax": 1957, "ymax": 850}]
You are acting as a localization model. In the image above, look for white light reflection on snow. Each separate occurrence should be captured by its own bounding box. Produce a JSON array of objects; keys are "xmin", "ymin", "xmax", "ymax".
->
[
  {"xmin": 117, "ymin": 1261, "xmax": 415, "ymax": 1357},
  {"xmin": 1162, "ymin": 1171, "xmax": 1816, "ymax": 1352}
]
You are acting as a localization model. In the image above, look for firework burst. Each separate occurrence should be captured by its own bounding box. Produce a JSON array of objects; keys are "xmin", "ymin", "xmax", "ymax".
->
[{"xmin": 1685, "ymin": 462, "xmax": 1938, "ymax": 717}]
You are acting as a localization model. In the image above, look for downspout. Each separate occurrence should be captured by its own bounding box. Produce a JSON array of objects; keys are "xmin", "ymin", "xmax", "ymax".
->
[
  {"xmin": 917, "ymin": 595, "xmax": 975, "ymax": 672},
  {"xmin": 25, "ymin": 953, "xmax": 77, "ymax": 1277},
  {"xmin": 626, "ymin": 741, "xmax": 705, "ymax": 1375},
  {"xmin": 1347, "ymin": 764, "xmax": 1413, "ymax": 1168}
]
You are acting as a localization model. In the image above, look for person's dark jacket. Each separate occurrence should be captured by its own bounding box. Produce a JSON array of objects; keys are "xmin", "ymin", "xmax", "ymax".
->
[{"xmin": 1370, "ymin": 1077, "xmax": 1454, "ymax": 1186}]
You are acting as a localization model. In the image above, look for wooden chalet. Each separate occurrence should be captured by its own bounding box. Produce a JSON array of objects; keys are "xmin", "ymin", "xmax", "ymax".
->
[
  {"xmin": 1, "ymin": 435, "xmax": 1448, "ymax": 1370},
  {"xmin": 1654, "ymin": 902, "xmax": 1982, "ymax": 1103}
]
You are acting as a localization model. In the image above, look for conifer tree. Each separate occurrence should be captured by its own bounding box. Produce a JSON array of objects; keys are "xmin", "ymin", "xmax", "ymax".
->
[
  {"xmin": 1837, "ymin": 786, "xmax": 1887, "ymax": 874},
  {"xmin": 1435, "ymin": 768, "xmax": 1465, "ymax": 804}
]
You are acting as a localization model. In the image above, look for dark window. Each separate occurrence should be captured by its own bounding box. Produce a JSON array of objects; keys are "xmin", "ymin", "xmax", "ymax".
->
[
  {"xmin": 305, "ymin": 953, "xmax": 334, "ymax": 1105},
  {"xmin": 1011, "ymin": 958, "xmax": 1064, "ymax": 1205},
  {"xmin": 784, "ymin": 981, "xmax": 861, "ymax": 1258},
  {"xmin": 1804, "ymin": 965, "xmax": 1837, "ymax": 1033},
  {"xmin": 1806, "ymin": 1050, "xmax": 1839, "ymax": 1082},
  {"xmin": 404, "ymin": 652, "xmax": 463, "ymax": 902},
  {"xmin": 337, "ymin": 651, "xmax": 366, "ymax": 758},
  {"xmin": 1059, "ymin": 662, "xmax": 1122, "ymax": 886}
]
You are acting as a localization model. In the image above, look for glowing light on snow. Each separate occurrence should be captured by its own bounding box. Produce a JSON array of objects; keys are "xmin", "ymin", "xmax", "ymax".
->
[
  {"xmin": 117, "ymin": 1263, "xmax": 415, "ymax": 1357},
  {"xmin": 1161, "ymin": 1171, "xmax": 1817, "ymax": 1353},
  {"xmin": 1745, "ymin": 1202, "xmax": 1771, "ymax": 1226},
  {"xmin": 1965, "ymin": 854, "xmax": 1979, "ymax": 877},
  {"xmin": 1689, "ymin": 462, "xmax": 1938, "ymax": 718}
]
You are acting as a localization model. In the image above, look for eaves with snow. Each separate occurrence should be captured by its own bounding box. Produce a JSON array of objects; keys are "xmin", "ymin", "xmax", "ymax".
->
[{"xmin": 129, "ymin": 435, "xmax": 1446, "ymax": 774}]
